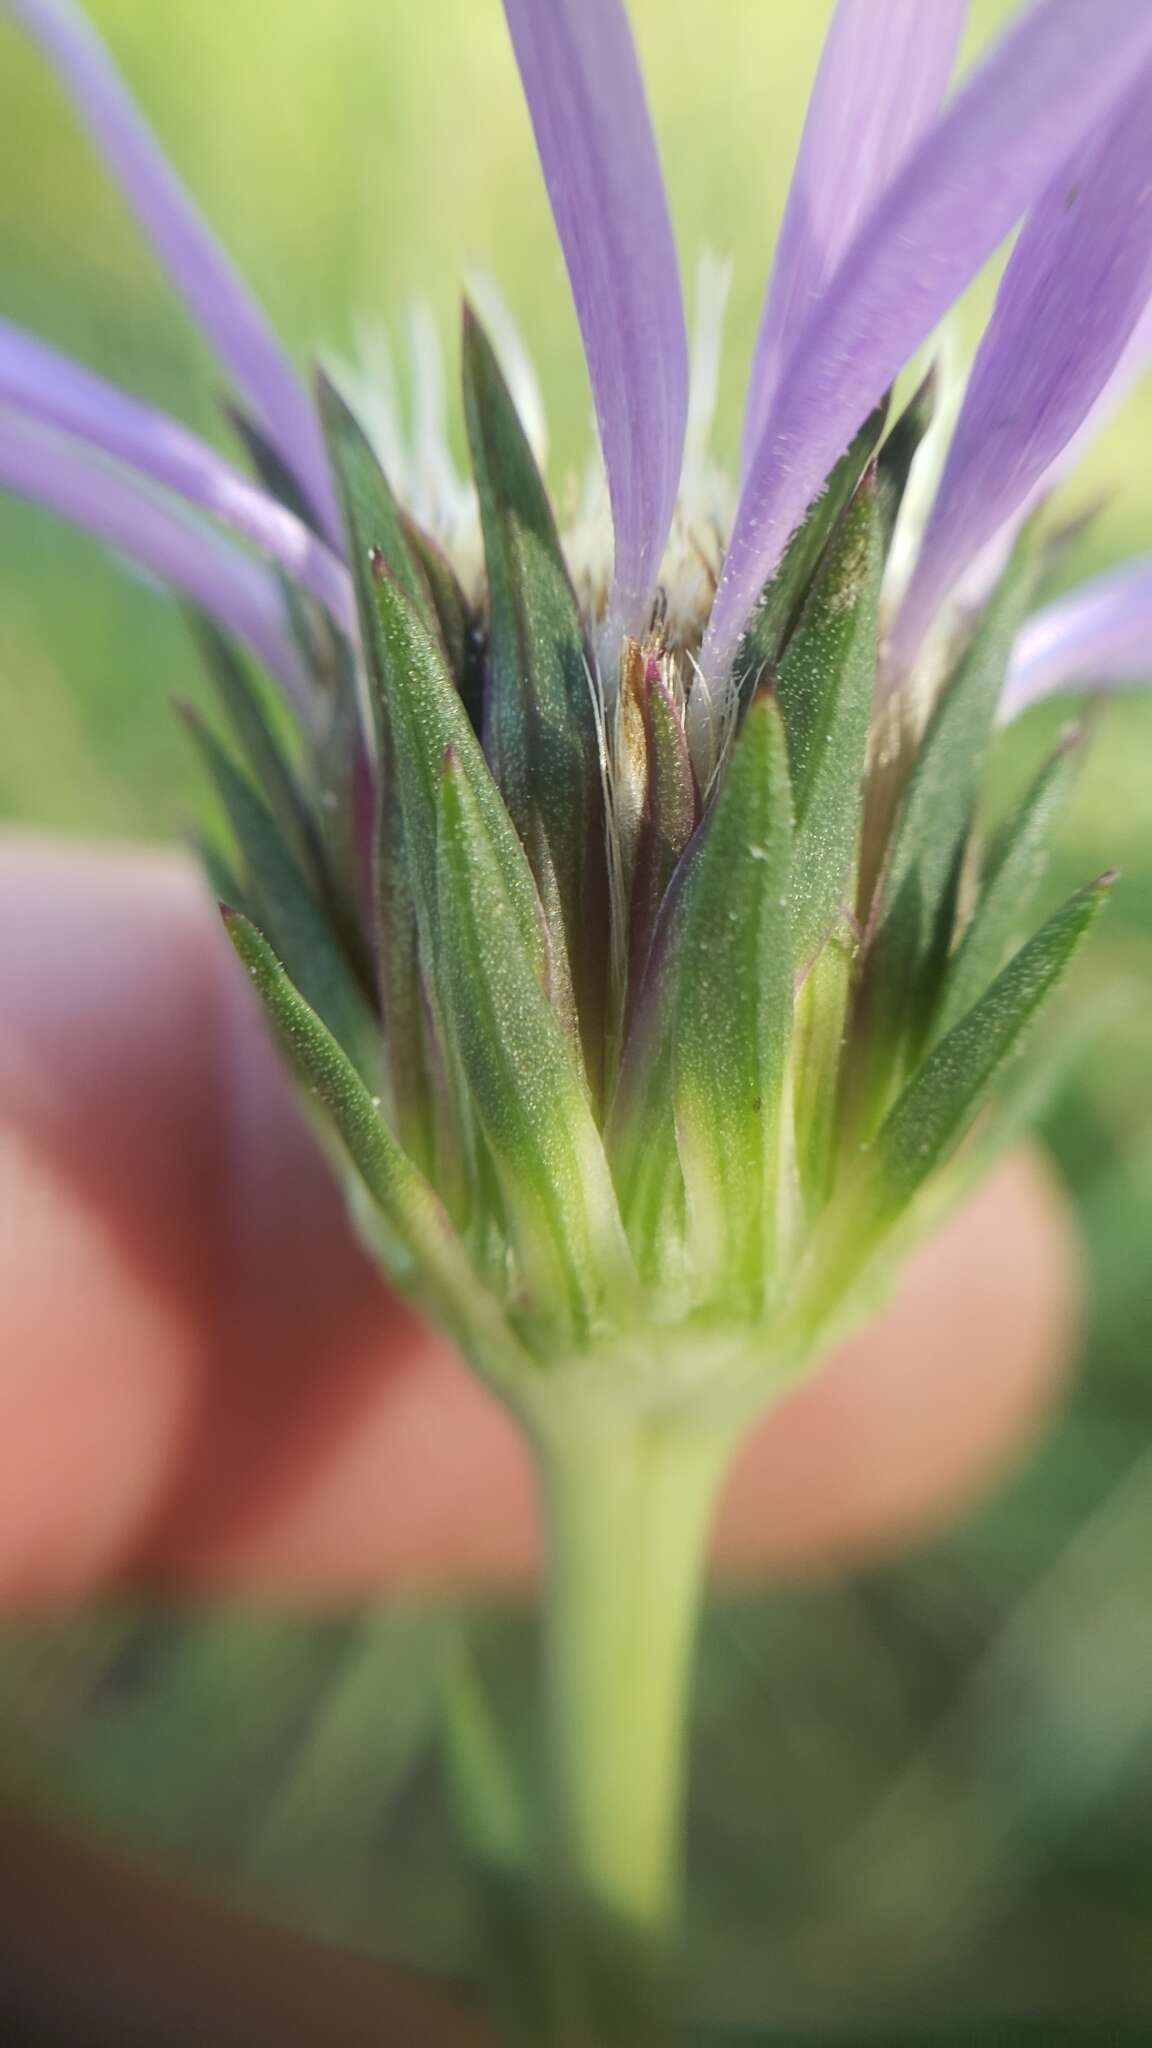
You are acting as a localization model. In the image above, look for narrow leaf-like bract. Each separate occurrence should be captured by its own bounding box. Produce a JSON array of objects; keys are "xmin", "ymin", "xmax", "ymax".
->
[
  {"xmin": 399, "ymin": 513, "xmax": 483, "ymax": 730},
  {"xmin": 776, "ymin": 467, "xmax": 884, "ymax": 968},
  {"xmin": 790, "ymin": 929, "xmax": 854, "ymax": 1211},
  {"xmin": 317, "ymin": 371, "xmax": 431, "ymax": 650},
  {"xmin": 729, "ymin": 400, "xmax": 886, "ymax": 709},
  {"xmin": 617, "ymin": 696, "xmax": 794, "ymax": 1306},
  {"xmin": 673, "ymin": 695, "xmax": 794, "ymax": 1308},
  {"xmin": 223, "ymin": 911, "xmax": 521, "ymax": 1375},
  {"xmin": 856, "ymin": 540, "xmax": 1039, "ymax": 1113},
  {"xmin": 368, "ymin": 568, "xmax": 548, "ymax": 983},
  {"xmin": 186, "ymin": 709, "xmax": 379, "ymax": 1079},
  {"xmin": 190, "ymin": 614, "xmax": 319, "ymax": 876},
  {"xmin": 627, "ymin": 665, "xmax": 698, "ymax": 1002},
  {"xmin": 463, "ymin": 307, "xmax": 608, "ymax": 1077},
  {"xmin": 435, "ymin": 751, "xmax": 634, "ymax": 1350},
  {"xmin": 376, "ymin": 781, "xmax": 438, "ymax": 1180},
  {"xmin": 875, "ymin": 366, "xmax": 939, "ymax": 542},
  {"xmin": 934, "ymin": 728, "xmax": 1083, "ymax": 1038},
  {"xmin": 796, "ymin": 876, "xmax": 1111, "ymax": 1331}
]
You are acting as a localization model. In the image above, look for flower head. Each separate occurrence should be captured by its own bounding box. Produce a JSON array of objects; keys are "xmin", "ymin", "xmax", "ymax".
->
[{"xmin": 4, "ymin": 0, "xmax": 1152, "ymax": 1411}]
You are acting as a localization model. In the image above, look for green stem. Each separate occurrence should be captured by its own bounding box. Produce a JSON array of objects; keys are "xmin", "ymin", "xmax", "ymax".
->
[{"xmin": 534, "ymin": 1409, "xmax": 733, "ymax": 2044}]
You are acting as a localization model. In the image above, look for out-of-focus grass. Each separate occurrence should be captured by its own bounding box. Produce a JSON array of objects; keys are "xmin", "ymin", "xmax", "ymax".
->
[{"xmin": 1, "ymin": 2, "xmax": 1151, "ymax": 2037}]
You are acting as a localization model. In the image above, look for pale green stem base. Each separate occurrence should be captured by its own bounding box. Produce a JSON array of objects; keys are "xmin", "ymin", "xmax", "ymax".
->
[{"xmin": 534, "ymin": 1411, "xmax": 735, "ymax": 2044}]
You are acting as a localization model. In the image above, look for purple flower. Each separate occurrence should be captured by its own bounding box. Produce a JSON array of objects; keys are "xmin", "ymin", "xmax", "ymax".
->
[
  {"xmin": 890, "ymin": 59, "xmax": 1152, "ymax": 675},
  {"xmin": 7, "ymin": 16, "xmax": 1150, "ymax": 1996},
  {"xmin": 4, "ymin": 0, "xmax": 338, "ymax": 540},
  {"xmin": 1004, "ymin": 558, "xmax": 1152, "ymax": 721},
  {"xmin": 0, "ymin": 407, "xmax": 313, "ymax": 706},
  {"xmin": 0, "ymin": 320, "xmax": 354, "ymax": 632},
  {"xmin": 3, "ymin": 0, "xmax": 1152, "ymax": 729},
  {"xmin": 503, "ymin": 0, "xmax": 688, "ymax": 642},
  {"xmin": 740, "ymin": 0, "xmax": 968, "ymax": 474},
  {"xmin": 705, "ymin": 0, "xmax": 1152, "ymax": 684}
]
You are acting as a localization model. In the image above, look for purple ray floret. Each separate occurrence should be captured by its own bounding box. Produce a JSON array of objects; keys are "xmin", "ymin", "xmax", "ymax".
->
[
  {"xmin": 0, "ymin": 410, "xmax": 311, "ymax": 705},
  {"xmin": 1038, "ymin": 297, "xmax": 1152, "ymax": 510},
  {"xmin": 1003, "ymin": 558, "xmax": 1152, "ymax": 721},
  {"xmin": 940, "ymin": 293, "xmax": 1152, "ymax": 621},
  {"xmin": 3, "ymin": 0, "xmax": 339, "ymax": 542},
  {"xmin": 503, "ymin": 0, "xmax": 688, "ymax": 639},
  {"xmin": 742, "ymin": 0, "xmax": 967, "ymax": 473},
  {"xmin": 893, "ymin": 62, "xmax": 1152, "ymax": 673},
  {"xmin": 704, "ymin": 0, "xmax": 1152, "ymax": 684},
  {"xmin": 0, "ymin": 322, "xmax": 355, "ymax": 632}
]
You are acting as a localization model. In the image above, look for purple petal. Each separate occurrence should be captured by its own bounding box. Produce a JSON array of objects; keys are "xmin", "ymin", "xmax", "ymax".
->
[
  {"xmin": 0, "ymin": 409, "xmax": 312, "ymax": 707},
  {"xmin": 0, "ymin": 321, "xmax": 355, "ymax": 632},
  {"xmin": 742, "ymin": 0, "xmax": 967, "ymax": 472},
  {"xmin": 892, "ymin": 63, "xmax": 1152, "ymax": 673},
  {"xmin": 3, "ymin": 0, "xmax": 338, "ymax": 540},
  {"xmin": 704, "ymin": 0, "xmax": 1152, "ymax": 683},
  {"xmin": 503, "ymin": 0, "xmax": 688, "ymax": 638},
  {"xmin": 1040, "ymin": 296, "xmax": 1152, "ymax": 502},
  {"xmin": 957, "ymin": 293, "xmax": 1152, "ymax": 614},
  {"xmin": 1002, "ymin": 559, "xmax": 1152, "ymax": 721}
]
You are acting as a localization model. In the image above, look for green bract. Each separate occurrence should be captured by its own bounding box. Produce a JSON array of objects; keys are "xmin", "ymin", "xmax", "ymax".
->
[{"xmin": 208, "ymin": 329, "xmax": 1105, "ymax": 1426}]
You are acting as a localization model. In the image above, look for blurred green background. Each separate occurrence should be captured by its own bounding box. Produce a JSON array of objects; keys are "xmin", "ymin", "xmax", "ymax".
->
[{"xmin": 1, "ymin": 1, "xmax": 1151, "ymax": 2038}]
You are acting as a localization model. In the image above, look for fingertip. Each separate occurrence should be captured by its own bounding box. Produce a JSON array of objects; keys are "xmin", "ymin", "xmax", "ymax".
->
[
  {"xmin": 714, "ymin": 1148, "xmax": 1080, "ymax": 1571},
  {"xmin": 0, "ymin": 839, "xmax": 401, "ymax": 1600},
  {"xmin": 0, "ymin": 841, "xmax": 223, "ymax": 1598},
  {"xmin": 0, "ymin": 839, "xmax": 527, "ymax": 1602}
]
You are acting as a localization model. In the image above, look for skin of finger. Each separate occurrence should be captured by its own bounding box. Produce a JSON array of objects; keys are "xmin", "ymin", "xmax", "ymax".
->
[{"xmin": 0, "ymin": 839, "xmax": 1079, "ymax": 1604}]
